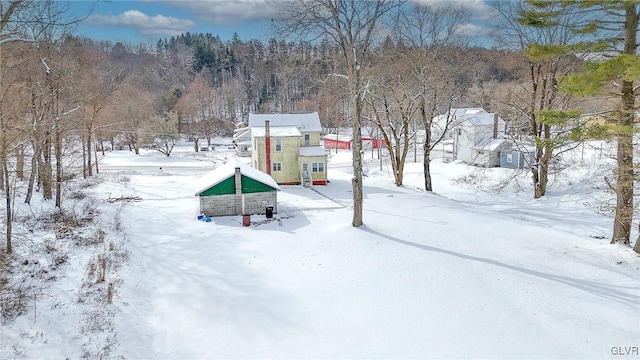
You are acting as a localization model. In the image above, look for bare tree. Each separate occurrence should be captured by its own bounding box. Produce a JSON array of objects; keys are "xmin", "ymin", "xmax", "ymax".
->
[
  {"xmin": 491, "ymin": 0, "xmax": 585, "ymax": 199},
  {"xmin": 367, "ymin": 53, "xmax": 418, "ymax": 186},
  {"xmin": 0, "ymin": 0, "xmax": 86, "ymax": 251},
  {"xmin": 393, "ymin": 2, "xmax": 473, "ymax": 192},
  {"xmin": 113, "ymin": 84, "xmax": 155, "ymax": 154},
  {"xmin": 142, "ymin": 111, "xmax": 179, "ymax": 157},
  {"xmin": 274, "ymin": 0, "xmax": 403, "ymax": 227}
]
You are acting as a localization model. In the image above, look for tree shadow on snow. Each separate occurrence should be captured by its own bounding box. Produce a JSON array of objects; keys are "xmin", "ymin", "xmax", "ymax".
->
[{"xmin": 361, "ymin": 226, "xmax": 640, "ymax": 307}]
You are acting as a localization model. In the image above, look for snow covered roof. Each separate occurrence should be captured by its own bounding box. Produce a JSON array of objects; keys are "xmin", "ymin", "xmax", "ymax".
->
[
  {"xmin": 466, "ymin": 113, "xmax": 505, "ymax": 126},
  {"xmin": 299, "ymin": 146, "xmax": 327, "ymax": 157},
  {"xmin": 323, "ymin": 134, "xmax": 353, "ymax": 142},
  {"xmin": 451, "ymin": 108, "xmax": 487, "ymax": 116},
  {"xmin": 233, "ymin": 128, "xmax": 251, "ymax": 140},
  {"xmin": 248, "ymin": 112, "xmax": 322, "ymax": 132},
  {"xmin": 251, "ymin": 126, "xmax": 302, "ymax": 137},
  {"xmin": 472, "ymin": 138, "xmax": 510, "ymax": 152},
  {"xmin": 432, "ymin": 108, "xmax": 507, "ymax": 130},
  {"xmin": 194, "ymin": 160, "xmax": 280, "ymax": 196}
]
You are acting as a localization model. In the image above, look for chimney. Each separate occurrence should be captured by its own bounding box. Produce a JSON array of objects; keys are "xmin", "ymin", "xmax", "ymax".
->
[
  {"xmin": 265, "ymin": 120, "xmax": 271, "ymax": 175},
  {"xmin": 493, "ymin": 113, "xmax": 498, "ymax": 139},
  {"xmin": 234, "ymin": 167, "xmax": 243, "ymax": 215}
]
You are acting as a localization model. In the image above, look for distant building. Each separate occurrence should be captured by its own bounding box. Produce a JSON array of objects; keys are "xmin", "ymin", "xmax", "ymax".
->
[
  {"xmin": 500, "ymin": 146, "xmax": 536, "ymax": 169},
  {"xmin": 233, "ymin": 126, "xmax": 251, "ymax": 157},
  {"xmin": 323, "ymin": 134, "xmax": 353, "ymax": 150},
  {"xmin": 433, "ymin": 108, "xmax": 509, "ymax": 167}
]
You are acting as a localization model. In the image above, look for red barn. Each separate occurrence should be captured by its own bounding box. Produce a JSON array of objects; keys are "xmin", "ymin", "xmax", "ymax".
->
[
  {"xmin": 362, "ymin": 136, "xmax": 386, "ymax": 149},
  {"xmin": 323, "ymin": 134, "xmax": 353, "ymax": 150}
]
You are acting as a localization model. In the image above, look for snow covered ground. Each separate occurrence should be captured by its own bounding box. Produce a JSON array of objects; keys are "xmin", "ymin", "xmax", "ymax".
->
[{"xmin": 1, "ymin": 141, "xmax": 639, "ymax": 359}]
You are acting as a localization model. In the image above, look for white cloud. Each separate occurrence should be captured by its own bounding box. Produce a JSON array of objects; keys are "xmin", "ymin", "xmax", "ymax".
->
[
  {"xmin": 88, "ymin": 10, "xmax": 195, "ymax": 36},
  {"xmin": 412, "ymin": 0, "xmax": 498, "ymax": 21},
  {"xmin": 163, "ymin": 0, "xmax": 279, "ymax": 24},
  {"xmin": 455, "ymin": 23, "xmax": 488, "ymax": 37}
]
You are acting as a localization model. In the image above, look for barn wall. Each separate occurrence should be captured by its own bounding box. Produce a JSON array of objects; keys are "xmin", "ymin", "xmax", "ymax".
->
[
  {"xmin": 199, "ymin": 192, "xmax": 278, "ymax": 217},
  {"xmin": 323, "ymin": 138, "xmax": 350, "ymax": 150},
  {"xmin": 243, "ymin": 191, "xmax": 278, "ymax": 215},
  {"xmin": 200, "ymin": 194, "xmax": 237, "ymax": 217}
]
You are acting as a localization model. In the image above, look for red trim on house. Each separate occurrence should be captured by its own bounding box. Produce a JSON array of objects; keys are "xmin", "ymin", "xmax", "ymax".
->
[
  {"xmin": 278, "ymin": 181, "xmax": 300, "ymax": 185},
  {"xmin": 276, "ymin": 180, "xmax": 327, "ymax": 185}
]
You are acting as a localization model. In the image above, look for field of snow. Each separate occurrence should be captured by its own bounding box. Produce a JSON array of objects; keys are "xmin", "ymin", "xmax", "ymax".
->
[{"xmin": 1, "ymin": 141, "xmax": 639, "ymax": 359}]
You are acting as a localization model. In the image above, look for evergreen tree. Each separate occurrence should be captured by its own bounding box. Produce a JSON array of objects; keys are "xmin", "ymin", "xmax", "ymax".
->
[{"xmin": 520, "ymin": 0, "xmax": 639, "ymax": 251}]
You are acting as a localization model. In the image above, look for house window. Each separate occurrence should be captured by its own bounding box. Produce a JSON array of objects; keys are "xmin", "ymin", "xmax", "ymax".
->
[
  {"xmin": 304, "ymin": 134, "xmax": 310, "ymax": 146},
  {"xmin": 312, "ymin": 162, "xmax": 325, "ymax": 173},
  {"xmin": 506, "ymin": 153, "xmax": 513, "ymax": 163},
  {"xmin": 275, "ymin": 138, "xmax": 282, "ymax": 151},
  {"xmin": 272, "ymin": 162, "xmax": 282, "ymax": 172}
]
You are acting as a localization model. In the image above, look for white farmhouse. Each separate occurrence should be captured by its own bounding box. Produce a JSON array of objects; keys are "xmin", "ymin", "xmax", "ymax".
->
[{"xmin": 433, "ymin": 108, "xmax": 509, "ymax": 167}]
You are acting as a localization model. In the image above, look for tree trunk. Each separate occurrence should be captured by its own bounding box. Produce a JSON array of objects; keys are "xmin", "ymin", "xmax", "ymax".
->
[
  {"xmin": 611, "ymin": 92, "xmax": 634, "ymax": 245},
  {"xmin": 423, "ymin": 148, "xmax": 433, "ymax": 192},
  {"xmin": 351, "ymin": 103, "xmax": 364, "ymax": 227},
  {"xmin": 15, "ymin": 145, "xmax": 24, "ymax": 180},
  {"xmin": 37, "ymin": 118, "xmax": 53, "ymax": 200},
  {"xmin": 3, "ymin": 158, "xmax": 11, "ymax": 254},
  {"xmin": 420, "ymin": 99, "xmax": 434, "ymax": 192},
  {"xmin": 611, "ymin": 5, "xmax": 637, "ymax": 246},
  {"xmin": 86, "ymin": 124, "xmax": 93, "ymax": 177},
  {"xmin": 82, "ymin": 120, "xmax": 87, "ymax": 178},
  {"xmin": 41, "ymin": 163, "xmax": 52, "ymax": 199},
  {"xmin": 24, "ymin": 145, "xmax": 40, "ymax": 205},
  {"xmin": 0, "ymin": 111, "xmax": 10, "ymax": 253},
  {"xmin": 54, "ymin": 118, "xmax": 62, "ymax": 208}
]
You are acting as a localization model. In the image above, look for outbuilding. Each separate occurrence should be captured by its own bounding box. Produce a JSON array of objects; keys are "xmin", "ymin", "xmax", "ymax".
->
[
  {"xmin": 323, "ymin": 134, "xmax": 353, "ymax": 150},
  {"xmin": 195, "ymin": 161, "xmax": 280, "ymax": 217},
  {"xmin": 501, "ymin": 146, "xmax": 536, "ymax": 169}
]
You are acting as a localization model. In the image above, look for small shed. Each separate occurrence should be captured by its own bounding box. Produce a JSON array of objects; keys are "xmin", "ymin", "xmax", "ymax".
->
[
  {"xmin": 501, "ymin": 147, "xmax": 536, "ymax": 169},
  {"xmin": 323, "ymin": 134, "xmax": 352, "ymax": 150},
  {"xmin": 470, "ymin": 138, "xmax": 511, "ymax": 167},
  {"xmin": 195, "ymin": 161, "xmax": 280, "ymax": 217}
]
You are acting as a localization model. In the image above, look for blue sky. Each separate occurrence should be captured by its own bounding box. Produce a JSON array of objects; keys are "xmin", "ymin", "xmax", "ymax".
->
[
  {"xmin": 71, "ymin": 0, "xmax": 496, "ymax": 46},
  {"xmin": 73, "ymin": 0, "xmax": 277, "ymax": 44}
]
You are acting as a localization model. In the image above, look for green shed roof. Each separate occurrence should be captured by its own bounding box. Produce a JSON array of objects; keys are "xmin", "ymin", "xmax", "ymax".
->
[{"xmin": 195, "ymin": 161, "xmax": 280, "ymax": 197}]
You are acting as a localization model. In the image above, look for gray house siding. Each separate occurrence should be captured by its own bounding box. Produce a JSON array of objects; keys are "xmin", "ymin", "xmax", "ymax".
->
[{"xmin": 500, "ymin": 149, "xmax": 535, "ymax": 169}]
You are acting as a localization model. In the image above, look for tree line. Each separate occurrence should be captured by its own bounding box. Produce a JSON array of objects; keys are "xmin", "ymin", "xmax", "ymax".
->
[{"xmin": 0, "ymin": 0, "xmax": 638, "ymax": 254}]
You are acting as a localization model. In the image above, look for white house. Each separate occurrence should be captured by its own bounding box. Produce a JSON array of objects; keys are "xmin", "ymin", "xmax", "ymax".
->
[
  {"xmin": 433, "ymin": 108, "xmax": 509, "ymax": 167},
  {"xmin": 233, "ymin": 125, "xmax": 251, "ymax": 157}
]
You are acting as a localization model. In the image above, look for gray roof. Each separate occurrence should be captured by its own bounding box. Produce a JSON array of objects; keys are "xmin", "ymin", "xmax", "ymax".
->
[
  {"xmin": 251, "ymin": 126, "xmax": 302, "ymax": 137},
  {"xmin": 248, "ymin": 112, "xmax": 322, "ymax": 132},
  {"xmin": 299, "ymin": 146, "xmax": 327, "ymax": 157}
]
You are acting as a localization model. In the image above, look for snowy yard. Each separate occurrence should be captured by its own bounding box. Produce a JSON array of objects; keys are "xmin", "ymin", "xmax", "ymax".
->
[{"xmin": 1, "ymin": 142, "xmax": 638, "ymax": 359}]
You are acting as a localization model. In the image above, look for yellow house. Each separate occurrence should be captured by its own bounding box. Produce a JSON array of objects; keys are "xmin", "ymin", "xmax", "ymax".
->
[{"xmin": 249, "ymin": 113, "xmax": 327, "ymax": 186}]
